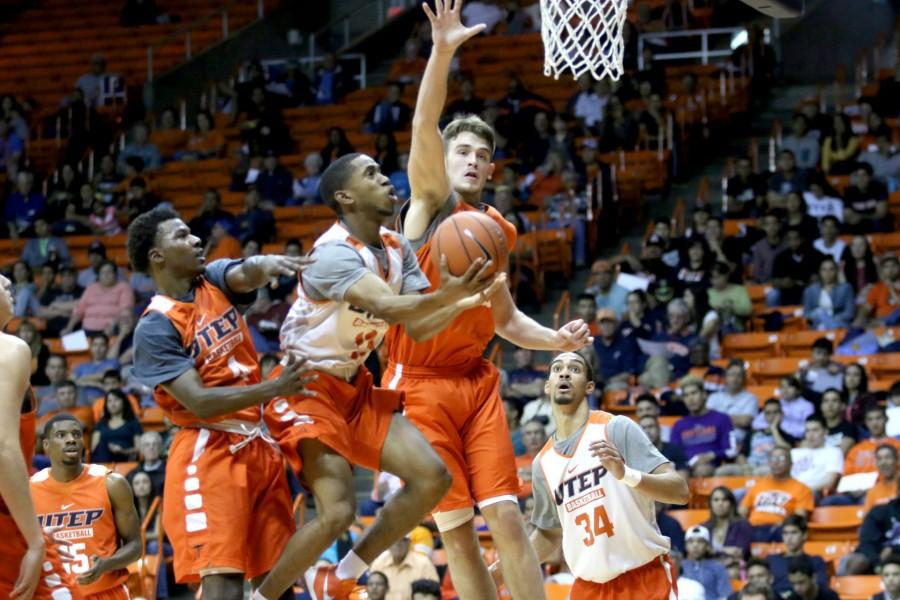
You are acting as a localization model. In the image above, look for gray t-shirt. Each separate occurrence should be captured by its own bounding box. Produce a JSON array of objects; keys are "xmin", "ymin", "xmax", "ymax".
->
[
  {"xmin": 301, "ymin": 236, "xmax": 430, "ymax": 302},
  {"xmin": 132, "ymin": 259, "xmax": 255, "ymax": 389},
  {"xmin": 531, "ymin": 415, "xmax": 670, "ymax": 531}
]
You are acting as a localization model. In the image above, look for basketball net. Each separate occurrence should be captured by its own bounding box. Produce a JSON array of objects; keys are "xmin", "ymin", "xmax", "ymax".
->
[{"xmin": 540, "ymin": 0, "xmax": 628, "ymax": 81}]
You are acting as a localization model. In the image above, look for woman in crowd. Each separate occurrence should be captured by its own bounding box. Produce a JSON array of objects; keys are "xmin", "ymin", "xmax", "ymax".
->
[
  {"xmin": 91, "ymin": 389, "xmax": 143, "ymax": 463},
  {"xmin": 702, "ymin": 486, "xmax": 753, "ymax": 559},
  {"xmin": 63, "ymin": 260, "xmax": 135, "ymax": 336},
  {"xmin": 803, "ymin": 257, "xmax": 856, "ymax": 329}
]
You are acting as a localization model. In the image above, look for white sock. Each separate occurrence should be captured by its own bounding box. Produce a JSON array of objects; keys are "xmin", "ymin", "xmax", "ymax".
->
[
  {"xmin": 335, "ymin": 550, "xmax": 368, "ymax": 580},
  {"xmin": 250, "ymin": 591, "xmax": 271, "ymax": 600}
]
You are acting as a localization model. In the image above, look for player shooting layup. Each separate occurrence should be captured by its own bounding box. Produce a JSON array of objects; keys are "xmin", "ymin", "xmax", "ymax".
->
[
  {"xmin": 0, "ymin": 273, "xmax": 81, "ymax": 600},
  {"xmin": 384, "ymin": 2, "xmax": 592, "ymax": 599},
  {"xmin": 523, "ymin": 352, "xmax": 689, "ymax": 600},
  {"xmin": 31, "ymin": 413, "xmax": 142, "ymax": 600},
  {"xmin": 128, "ymin": 206, "xmax": 314, "ymax": 600},
  {"xmin": 254, "ymin": 153, "xmax": 505, "ymax": 599}
]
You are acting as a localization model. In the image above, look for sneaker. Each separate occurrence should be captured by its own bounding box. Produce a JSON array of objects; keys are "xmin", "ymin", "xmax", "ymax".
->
[{"xmin": 304, "ymin": 564, "xmax": 356, "ymax": 600}]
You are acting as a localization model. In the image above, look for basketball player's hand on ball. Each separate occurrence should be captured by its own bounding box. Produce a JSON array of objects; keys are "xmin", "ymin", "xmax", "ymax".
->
[
  {"xmin": 273, "ymin": 352, "xmax": 319, "ymax": 398},
  {"xmin": 439, "ymin": 255, "xmax": 505, "ymax": 307},
  {"xmin": 589, "ymin": 440, "xmax": 626, "ymax": 481},
  {"xmin": 554, "ymin": 319, "xmax": 593, "ymax": 351},
  {"xmin": 423, "ymin": 0, "xmax": 486, "ymax": 52}
]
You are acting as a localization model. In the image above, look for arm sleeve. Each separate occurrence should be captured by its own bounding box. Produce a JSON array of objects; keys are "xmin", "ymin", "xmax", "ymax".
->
[
  {"xmin": 827, "ymin": 447, "xmax": 845, "ymax": 474},
  {"xmin": 714, "ymin": 562, "xmax": 734, "ymax": 599},
  {"xmin": 131, "ymin": 312, "xmax": 195, "ymax": 388},
  {"xmin": 715, "ymin": 415, "xmax": 735, "ymax": 460},
  {"xmin": 856, "ymin": 508, "xmax": 885, "ymax": 563},
  {"xmin": 299, "ymin": 242, "xmax": 371, "ymax": 302},
  {"xmin": 530, "ymin": 456, "xmax": 562, "ymax": 531},
  {"xmin": 399, "ymin": 236, "xmax": 432, "ymax": 294},
  {"xmin": 204, "ymin": 259, "xmax": 259, "ymax": 308},
  {"xmin": 735, "ymin": 393, "xmax": 759, "ymax": 417},
  {"xmin": 732, "ymin": 287, "xmax": 753, "ymax": 316},
  {"xmin": 607, "ymin": 416, "xmax": 670, "ymax": 473}
]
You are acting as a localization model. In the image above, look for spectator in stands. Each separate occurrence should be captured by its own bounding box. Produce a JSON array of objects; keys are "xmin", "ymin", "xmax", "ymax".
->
[
  {"xmin": 292, "ymin": 153, "xmax": 325, "ymax": 205},
  {"xmin": 801, "ymin": 258, "xmax": 855, "ymax": 331},
  {"xmin": 845, "ymin": 406, "xmax": 900, "ymax": 475},
  {"xmin": 8, "ymin": 260, "xmax": 40, "ymax": 318},
  {"xmin": 240, "ymin": 86, "xmax": 292, "ymax": 156},
  {"xmin": 766, "ymin": 515, "xmax": 829, "ymax": 594},
  {"xmin": 364, "ymin": 83, "xmax": 412, "ymax": 134},
  {"xmin": 785, "ymin": 556, "xmax": 839, "ymax": 600},
  {"xmin": 618, "ymin": 290, "xmax": 659, "ymax": 340},
  {"xmin": 722, "ymin": 398, "xmax": 797, "ymax": 476},
  {"xmin": 514, "ymin": 418, "xmax": 546, "ymax": 499},
  {"xmin": 704, "ymin": 218, "xmax": 743, "ymax": 276},
  {"xmin": 844, "ymin": 162, "xmax": 892, "ymax": 233},
  {"xmin": 740, "ymin": 447, "xmax": 814, "ymax": 541},
  {"xmin": 38, "ymin": 380, "xmax": 94, "ymax": 435},
  {"xmin": 702, "ymin": 486, "xmax": 753, "ymax": 559},
  {"xmin": 647, "ymin": 298, "xmax": 699, "ymax": 382},
  {"xmin": 187, "ymin": 189, "xmax": 234, "ymax": 242},
  {"xmin": 16, "ymin": 320, "xmax": 49, "ymax": 386},
  {"xmin": 76, "ymin": 242, "xmax": 108, "ymax": 289},
  {"xmin": 314, "ymin": 52, "xmax": 348, "ymax": 105},
  {"xmin": 461, "ymin": 0, "xmax": 506, "ymax": 32},
  {"xmin": 124, "ymin": 177, "xmax": 164, "ymax": 223},
  {"xmin": 638, "ymin": 415, "xmax": 689, "ymax": 476},
  {"xmin": 586, "ymin": 259, "xmax": 628, "ymax": 317},
  {"xmin": 127, "ymin": 431, "xmax": 166, "ymax": 493},
  {"xmin": 520, "ymin": 111, "xmax": 553, "ymax": 171},
  {"xmin": 841, "ymin": 235, "xmax": 879, "ymax": 300},
  {"xmin": 789, "ymin": 415, "xmax": 844, "ymax": 497},
  {"xmin": 858, "ymin": 255, "xmax": 900, "ymax": 325},
  {"xmin": 233, "ymin": 188, "xmax": 275, "ymax": 243},
  {"xmin": 768, "ymin": 226, "xmax": 824, "ymax": 306},
  {"xmin": 253, "ymin": 152, "xmax": 294, "ymax": 206},
  {"xmin": 91, "ymin": 388, "xmax": 142, "ymax": 462},
  {"xmin": 117, "ymin": 122, "xmax": 161, "ymax": 174},
  {"xmin": 63, "ymin": 260, "xmax": 135, "ymax": 336},
  {"xmin": 390, "ymin": 39, "xmax": 427, "ymax": 86},
  {"xmin": 872, "ymin": 556, "xmax": 900, "ymax": 600},
  {"xmin": 726, "ymin": 157, "xmax": 768, "ymax": 217},
  {"xmin": 844, "ymin": 363, "xmax": 875, "ymax": 428},
  {"xmin": 804, "ymin": 181, "xmax": 845, "ymax": 226},
  {"xmin": 37, "ymin": 266, "xmax": 82, "ymax": 337},
  {"xmin": 798, "ymin": 338, "xmax": 844, "ymax": 398},
  {"xmin": 781, "ymin": 114, "xmax": 820, "ymax": 171},
  {"xmin": 75, "ymin": 55, "xmax": 108, "ymax": 108},
  {"xmin": 181, "ymin": 110, "xmax": 225, "ymax": 160},
  {"xmin": 864, "ymin": 444, "xmax": 899, "ymax": 512},
  {"xmin": 859, "ymin": 131, "xmax": 900, "ymax": 187},
  {"xmin": 20, "ymin": 215, "xmax": 71, "ymax": 270},
  {"xmin": 504, "ymin": 348, "xmax": 546, "ymax": 406},
  {"xmin": 568, "ymin": 76, "xmax": 607, "ymax": 133},
  {"xmin": 93, "ymin": 156, "xmax": 122, "ymax": 199},
  {"xmin": 819, "ymin": 389, "xmax": 857, "ymax": 457},
  {"xmin": 445, "ymin": 78, "xmax": 484, "ymax": 120},
  {"xmin": 735, "ymin": 561, "xmax": 775, "ymax": 600},
  {"xmin": 811, "ymin": 216, "xmax": 845, "ymax": 263},
  {"xmin": 410, "ymin": 579, "xmax": 440, "ymax": 600},
  {"xmin": 707, "ymin": 360, "xmax": 758, "ymax": 440},
  {"xmin": 748, "ymin": 212, "xmax": 786, "ymax": 284},
  {"xmin": 35, "ymin": 355, "xmax": 81, "ymax": 415},
  {"xmin": 573, "ymin": 292, "xmax": 598, "ymax": 336},
  {"xmin": 88, "ymin": 197, "xmax": 122, "ymax": 236},
  {"xmin": 784, "ymin": 192, "xmax": 821, "ymax": 243},
  {"xmin": 0, "ymin": 117, "xmax": 23, "ymax": 173},
  {"xmin": 767, "ymin": 150, "xmax": 808, "ymax": 210},
  {"xmin": 370, "ymin": 534, "xmax": 439, "ymax": 600},
  {"xmin": 73, "ymin": 333, "xmax": 120, "ymax": 401},
  {"xmin": 204, "ymin": 220, "xmax": 243, "ymax": 261},
  {"xmin": 638, "ymin": 93, "xmax": 668, "ymax": 150},
  {"xmin": 844, "ymin": 482, "xmax": 900, "ymax": 575},
  {"xmin": 707, "ymin": 262, "xmax": 752, "ymax": 333},
  {"xmin": 672, "ymin": 237, "xmax": 711, "ymax": 294},
  {"xmin": 821, "ymin": 114, "xmax": 860, "ymax": 175},
  {"xmin": 6, "ymin": 170, "xmax": 46, "ymax": 239},
  {"xmin": 150, "ymin": 107, "xmax": 187, "ymax": 160},
  {"xmin": 366, "ymin": 572, "xmax": 390, "ymax": 600},
  {"xmin": 46, "ymin": 163, "xmax": 83, "ymax": 219},
  {"xmin": 320, "ymin": 126, "xmax": 355, "ymax": 167},
  {"xmin": 682, "ymin": 525, "xmax": 733, "ymax": 600},
  {"xmin": 751, "ymin": 377, "xmax": 814, "ymax": 440},
  {"xmin": 599, "ymin": 97, "xmax": 638, "ymax": 152},
  {"xmin": 373, "ymin": 132, "xmax": 400, "ymax": 175},
  {"xmin": 670, "ymin": 378, "xmax": 734, "ymax": 477},
  {"xmin": 593, "ymin": 307, "xmax": 642, "ymax": 390}
]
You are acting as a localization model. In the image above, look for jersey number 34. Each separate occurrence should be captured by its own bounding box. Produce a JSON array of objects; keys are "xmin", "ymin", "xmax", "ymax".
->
[{"xmin": 575, "ymin": 504, "xmax": 616, "ymax": 547}]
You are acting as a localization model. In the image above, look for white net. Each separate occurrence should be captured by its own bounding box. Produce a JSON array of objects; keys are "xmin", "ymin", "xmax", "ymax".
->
[{"xmin": 540, "ymin": 0, "xmax": 629, "ymax": 81}]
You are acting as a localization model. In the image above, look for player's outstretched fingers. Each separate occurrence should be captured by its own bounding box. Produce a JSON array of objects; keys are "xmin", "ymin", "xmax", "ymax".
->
[{"xmin": 460, "ymin": 256, "xmax": 487, "ymax": 283}]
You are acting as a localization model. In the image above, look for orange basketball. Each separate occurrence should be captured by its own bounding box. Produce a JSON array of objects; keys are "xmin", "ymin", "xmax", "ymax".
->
[{"xmin": 431, "ymin": 211, "xmax": 509, "ymax": 277}]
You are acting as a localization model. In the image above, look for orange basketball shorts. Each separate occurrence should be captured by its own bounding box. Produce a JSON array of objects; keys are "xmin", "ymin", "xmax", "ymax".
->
[
  {"xmin": 570, "ymin": 555, "xmax": 677, "ymax": 600},
  {"xmin": 383, "ymin": 359, "xmax": 519, "ymax": 513},
  {"xmin": 0, "ymin": 514, "xmax": 83, "ymax": 599},
  {"xmin": 163, "ymin": 428, "xmax": 295, "ymax": 583},
  {"xmin": 265, "ymin": 365, "xmax": 401, "ymax": 475},
  {"xmin": 84, "ymin": 583, "xmax": 131, "ymax": 600}
]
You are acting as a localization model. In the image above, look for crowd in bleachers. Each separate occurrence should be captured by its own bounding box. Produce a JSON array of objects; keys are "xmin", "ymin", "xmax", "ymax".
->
[{"xmin": 3, "ymin": 0, "xmax": 900, "ymax": 598}]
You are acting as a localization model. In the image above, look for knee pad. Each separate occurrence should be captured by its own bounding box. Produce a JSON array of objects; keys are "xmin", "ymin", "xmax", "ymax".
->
[{"xmin": 433, "ymin": 507, "xmax": 475, "ymax": 533}]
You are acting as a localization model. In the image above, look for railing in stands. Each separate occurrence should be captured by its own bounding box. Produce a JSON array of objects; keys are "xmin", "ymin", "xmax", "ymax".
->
[
  {"xmin": 137, "ymin": 496, "xmax": 162, "ymax": 600},
  {"xmin": 146, "ymin": 0, "xmax": 266, "ymax": 82},
  {"xmin": 553, "ymin": 291, "xmax": 571, "ymax": 330},
  {"xmin": 637, "ymin": 27, "xmax": 746, "ymax": 68}
]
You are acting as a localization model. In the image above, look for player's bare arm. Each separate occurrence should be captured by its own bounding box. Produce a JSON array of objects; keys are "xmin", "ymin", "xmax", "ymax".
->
[
  {"xmin": 0, "ymin": 337, "xmax": 46, "ymax": 600},
  {"xmin": 341, "ymin": 256, "xmax": 503, "ymax": 340},
  {"xmin": 162, "ymin": 353, "xmax": 317, "ymax": 419},
  {"xmin": 77, "ymin": 473, "xmax": 142, "ymax": 586},
  {"xmin": 492, "ymin": 283, "xmax": 593, "ymax": 351},
  {"xmin": 406, "ymin": 0, "xmax": 485, "ymax": 239},
  {"xmin": 589, "ymin": 441, "xmax": 689, "ymax": 505},
  {"xmin": 226, "ymin": 254, "xmax": 315, "ymax": 294}
]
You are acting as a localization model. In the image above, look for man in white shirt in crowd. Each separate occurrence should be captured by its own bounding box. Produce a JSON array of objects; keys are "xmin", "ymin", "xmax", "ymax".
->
[
  {"xmin": 812, "ymin": 216, "xmax": 847, "ymax": 263},
  {"xmin": 707, "ymin": 359, "xmax": 759, "ymax": 445},
  {"xmin": 790, "ymin": 415, "xmax": 844, "ymax": 496}
]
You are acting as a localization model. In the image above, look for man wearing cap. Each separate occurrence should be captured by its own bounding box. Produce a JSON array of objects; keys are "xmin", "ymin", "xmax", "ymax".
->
[
  {"xmin": 501, "ymin": 351, "xmax": 689, "ymax": 600},
  {"xmin": 369, "ymin": 534, "xmax": 439, "ymax": 600},
  {"xmin": 78, "ymin": 240, "xmax": 109, "ymax": 288},
  {"xmin": 592, "ymin": 308, "xmax": 642, "ymax": 391},
  {"xmin": 586, "ymin": 260, "xmax": 628, "ymax": 318},
  {"xmin": 682, "ymin": 525, "xmax": 733, "ymax": 600}
]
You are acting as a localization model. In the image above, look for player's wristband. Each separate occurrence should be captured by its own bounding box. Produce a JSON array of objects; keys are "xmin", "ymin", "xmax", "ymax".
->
[{"xmin": 621, "ymin": 466, "xmax": 642, "ymax": 488}]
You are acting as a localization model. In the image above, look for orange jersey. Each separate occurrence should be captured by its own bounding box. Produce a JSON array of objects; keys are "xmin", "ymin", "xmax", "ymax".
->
[
  {"xmin": 864, "ymin": 476, "xmax": 898, "ymax": 512},
  {"xmin": 0, "ymin": 390, "xmax": 37, "ymax": 516},
  {"xmin": 141, "ymin": 277, "xmax": 262, "ymax": 426},
  {"xmin": 740, "ymin": 477, "xmax": 815, "ymax": 526},
  {"xmin": 844, "ymin": 438, "xmax": 900, "ymax": 475},
  {"xmin": 386, "ymin": 197, "xmax": 517, "ymax": 370},
  {"xmin": 31, "ymin": 464, "xmax": 128, "ymax": 596}
]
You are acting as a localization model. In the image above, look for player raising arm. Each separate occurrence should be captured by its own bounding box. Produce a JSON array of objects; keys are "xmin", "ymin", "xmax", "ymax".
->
[
  {"xmin": 385, "ymin": 2, "xmax": 591, "ymax": 599},
  {"xmin": 514, "ymin": 352, "xmax": 688, "ymax": 600}
]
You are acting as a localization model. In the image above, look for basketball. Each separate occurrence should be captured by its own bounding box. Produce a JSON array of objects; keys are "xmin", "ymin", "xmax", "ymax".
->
[{"xmin": 431, "ymin": 211, "xmax": 509, "ymax": 278}]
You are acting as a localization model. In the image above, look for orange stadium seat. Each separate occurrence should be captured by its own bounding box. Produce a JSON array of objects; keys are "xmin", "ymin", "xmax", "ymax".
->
[
  {"xmin": 807, "ymin": 506, "xmax": 865, "ymax": 541},
  {"xmin": 721, "ymin": 333, "xmax": 780, "ymax": 360},
  {"xmin": 745, "ymin": 385, "xmax": 779, "ymax": 406},
  {"xmin": 829, "ymin": 576, "xmax": 883, "ymax": 600},
  {"xmin": 780, "ymin": 330, "xmax": 846, "ymax": 357},
  {"xmin": 689, "ymin": 477, "xmax": 755, "ymax": 509},
  {"xmin": 667, "ymin": 509, "xmax": 708, "ymax": 531},
  {"xmin": 748, "ymin": 358, "xmax": 807, "ymax": 385}
]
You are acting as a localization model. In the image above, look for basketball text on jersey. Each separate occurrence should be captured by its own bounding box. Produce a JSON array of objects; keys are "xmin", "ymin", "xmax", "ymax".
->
[
  {"xmin": 190, "ymin": 306, "xmax": 244, "ymax": 363},
  {"xmin": 37, "ymin": 508, "xmax": 105, "ymax": 535}
]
